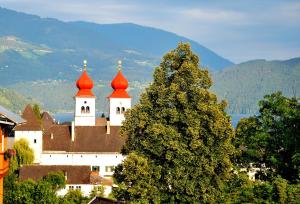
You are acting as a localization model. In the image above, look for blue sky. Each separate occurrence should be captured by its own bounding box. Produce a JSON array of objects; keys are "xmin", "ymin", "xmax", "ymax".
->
[{"xmin": 0, "ymin": 0, "xmax": 299, "ymax": 63}]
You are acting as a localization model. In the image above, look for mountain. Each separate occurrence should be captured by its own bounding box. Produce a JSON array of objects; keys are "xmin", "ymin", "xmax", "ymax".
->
[
  {"xmin": 0, "ymin": 87, "xmax": 36, "ymax": 113},
  {"xmin": 212, "ymin": 58, "xmax": 300, "ymax": 114},
  {"xmin": 0, "ymin": 7, "xmax": 233, "ymax": 85}
]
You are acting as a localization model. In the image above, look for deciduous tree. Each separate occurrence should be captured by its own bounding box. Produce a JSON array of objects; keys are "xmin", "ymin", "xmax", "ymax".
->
[{"xmin": 113, "ymin": 43, "xmax": 235, "ymax": 203}]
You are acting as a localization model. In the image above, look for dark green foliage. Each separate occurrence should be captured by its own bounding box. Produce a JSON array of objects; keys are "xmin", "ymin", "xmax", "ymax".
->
[
  {"xmin": 88, "ymin": 186, "xmax": 105, "ymax": 200},
  {"xmin": 4, "ymin": 178, "xmax": 59, "ymax": 204},
  {"xmin": 235, "ymin": 92, "xmax": 300, "ymax": 182},
  {"xmin": 113, "ymin": 43, "xmax": 235, "ymax": 203},
  {"xmin": 32, "ymin": 103, "xmax": 42, "ymax": 121},
  {"xmin": 63, "ymin": 190, "xmax": 88, "ymax": 204},
  {"xmin": 42, "ymin": 171, "xmax": 66, "ymax": 191}
]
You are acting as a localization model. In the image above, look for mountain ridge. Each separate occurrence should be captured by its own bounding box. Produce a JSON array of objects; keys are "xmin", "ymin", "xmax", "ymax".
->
[{"xmin": 0, "ymin": 6, "xmax": 233, "ymax": 85}]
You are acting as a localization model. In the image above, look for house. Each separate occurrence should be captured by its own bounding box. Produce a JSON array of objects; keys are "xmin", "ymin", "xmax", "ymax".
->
[
  {"xmin": 19, "ymin": 165, "xmax": 113, "ymax": 196},
  {"xmin": 0, "ymin": 104, "xmax": 25, "ymax": 203},
  {"xmin": 16, "ymin": 60, "xmax": 131, "ymax": 196}
]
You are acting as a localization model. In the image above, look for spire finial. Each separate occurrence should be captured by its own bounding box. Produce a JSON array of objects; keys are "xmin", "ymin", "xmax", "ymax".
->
[
  {"xmin": 117, "ymin": 60, "xmax": 122, "ymax": 71},
  {"xmin": 83, "ymin": 60, "xmax": 87, "ymax": 71}
]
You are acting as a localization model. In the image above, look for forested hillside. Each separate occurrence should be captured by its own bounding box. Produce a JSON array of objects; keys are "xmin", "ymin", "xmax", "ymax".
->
[
  {"xmin": 212, "ymin": 58, "xmax": 300, "ymax": 114},
  {"xmin": 0, "ymin": 7, "xmax": 233, "ymax": 85},
  {"xmin": 0, "ymin": 87, "xmax": 36, "ymax": 113}
]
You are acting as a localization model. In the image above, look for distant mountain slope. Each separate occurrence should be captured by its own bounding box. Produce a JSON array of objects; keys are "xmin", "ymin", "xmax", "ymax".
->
[
  {"xmin": 0, "ymin": 7, "xmax": 233, "ymax": 85},
  {"xmin": 9, "ymin": 57, "xmax": 300, "ymax": 114},
  {"xmin": 0, "ymin": 87, "xmax": 37, "ymax": 113},
  {"xmin": 212, "ymin": 58, "xmax": 300, "ymax": 114}
]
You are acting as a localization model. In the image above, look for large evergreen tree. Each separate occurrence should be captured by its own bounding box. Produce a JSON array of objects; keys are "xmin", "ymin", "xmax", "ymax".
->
[{"xmin": 113, "ymin": 43, "xmax": 235, "ymax": 203}]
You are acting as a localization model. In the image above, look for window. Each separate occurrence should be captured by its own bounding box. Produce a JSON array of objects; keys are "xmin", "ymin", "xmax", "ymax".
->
[
  {"xmin": 49, "ymin": 155, "xmax": 51, "ymax": 157},
  {"xmin": 116, "ymin": 107, "xmax": 120, "ymax": 114},
  {"xmin": 84, "ymin": 101, "xmax": 87, "ymax": 104},
  {"xmin": 121, "ymin": 107, "xmax": 126, "ymax": 114},
  {"xmin": 81, "ymin": 106, "xmax": 85, "ymax": 113},
  {"xmin": 86, "ymin": 106, "xmax": 90, "ymax": 113},
  {"xmin": 76, "ymin": 186, "xmax": 81, "ymax": 190},
  {"xmin": 92, "ymin": 166, "xmax": 100, "ymax": 172},
  {"xmin": 69, "ymin": 186, "xmax": 74, "ymax": 190},
  {"xmin": 105, "ymin": 166, "xmax": 115, "ymax": 172},
  {"xmin": 34, "ymin": 139, "xmax": 37, "ymax": 144}
]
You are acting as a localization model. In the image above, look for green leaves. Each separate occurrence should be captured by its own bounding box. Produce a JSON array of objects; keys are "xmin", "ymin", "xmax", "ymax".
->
[{"xmin": 114, "ymin": 43, "xmax": 235, "ymax": 202}]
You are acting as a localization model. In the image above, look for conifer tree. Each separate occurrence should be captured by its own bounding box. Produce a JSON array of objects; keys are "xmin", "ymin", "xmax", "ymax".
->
[{"xmin": 113, "ymin": 43, "xmax": 235, "ymax": 203}]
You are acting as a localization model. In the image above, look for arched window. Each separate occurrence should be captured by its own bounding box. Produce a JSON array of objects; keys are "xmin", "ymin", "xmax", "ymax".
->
[
  {"xmin": 121, "ymin": 107, "xmax": 126, "ymax": 114},
  {"xmin": 86, "ymin": 106, "xmax": 90, "ymax": 113},
  {"xmin": 116, "ymin": 107, "xmax": 120, "ymax": 114},
  {"xmin": 81, "ymin": 106, "xmax": 85, "ymax": 113}
]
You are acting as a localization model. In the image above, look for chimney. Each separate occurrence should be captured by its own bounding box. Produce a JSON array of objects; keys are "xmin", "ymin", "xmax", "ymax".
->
[
  {"xmin": 64, "ymin": 171, "xmax": 68, "ymax": 181},
  {"xmin": 71, "ymin": 121, "xmax": 75, "ymax": 141},
  {"xmin": 106, "ymin": 121, "xmax": 110, "ymax": 134}
]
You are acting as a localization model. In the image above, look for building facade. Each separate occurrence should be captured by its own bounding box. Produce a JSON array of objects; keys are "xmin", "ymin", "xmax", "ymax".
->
[{"xmin": 15, "ymin": 61, "xmax": 131, "ymax": 196}]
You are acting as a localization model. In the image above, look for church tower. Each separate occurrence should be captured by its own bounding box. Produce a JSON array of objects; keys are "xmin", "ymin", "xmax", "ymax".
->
[
  {"xmin": 74, "ymin": 60, "xmax": 96, "ymax": 126},
  {"xmin": 108, "ymin": 61, "xmax": 131, "ymax": 126}
]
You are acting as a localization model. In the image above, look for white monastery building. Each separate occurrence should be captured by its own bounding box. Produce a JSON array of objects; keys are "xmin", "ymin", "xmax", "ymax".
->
[{"xmin": 14, "ymin": 60, "xmax": 131, "ymax": 196}]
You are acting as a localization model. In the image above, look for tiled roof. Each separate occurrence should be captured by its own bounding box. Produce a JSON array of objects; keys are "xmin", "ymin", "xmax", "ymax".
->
[
  {"xmin": 20, "ymin": 165, "xmax": 114, "ymax": 186},
  {"xmin": 19, "ymin": 165, "xmax": 91, "ymax": 184},
  {"xmin": 41, "ymin": 112, "xmax": 55, "ymax": 131},
  {"xmin": 43, "ymin": 125, "xmax": 125, "ymax": 153}
]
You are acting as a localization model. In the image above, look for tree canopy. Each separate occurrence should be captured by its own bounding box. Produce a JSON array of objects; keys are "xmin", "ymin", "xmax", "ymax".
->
[
  {"xmin": 235, "ymin": 92, "xmax": 300, "ymax": 182},
  {"xmin": 113, "ymin": 43, "xmax": 235, "ymax": 203},
  {"xmin": 9, "ymin": 138, "xmax": 34, "ymax": 173}
]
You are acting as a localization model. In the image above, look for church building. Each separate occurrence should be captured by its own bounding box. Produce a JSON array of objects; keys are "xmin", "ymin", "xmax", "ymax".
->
[{"xmin": 15, "ymin": 60, "xmax": 131, "ymax": 196}]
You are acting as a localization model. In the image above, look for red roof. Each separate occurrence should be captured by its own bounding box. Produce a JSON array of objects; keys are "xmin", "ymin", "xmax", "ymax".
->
[
  {"xmin": 76, "ymin": 70, "xmax": 94, "ymax": 97},
  {"xmin": 108, "ymin": 71, "xmax": 131, "ymax": 98}
]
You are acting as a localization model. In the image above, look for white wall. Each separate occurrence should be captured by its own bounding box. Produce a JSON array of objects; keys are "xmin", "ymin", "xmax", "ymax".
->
[
  {"xmin": 57, "ymin": 184, "xmax": 111, "ymax": 197},
  {"xmin": 75, "ymin": 97, "xmax": 95, "ymax": 126},
  {"xmin": 109, "ymin": 98, "xmax": 131, "ymax": 126},
  {"xmin": 41, "ymin": 152, "xmax": 124, "ymax": 177},
  {"xmin": 14, "ymin": 131, "xmax": 43, "ymax": 163}
]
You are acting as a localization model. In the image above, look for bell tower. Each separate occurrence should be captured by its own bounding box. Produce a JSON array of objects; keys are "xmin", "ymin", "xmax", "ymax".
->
[
  {"xmin": 74, "ymin": 60, "xmax": 96, "ymax": 126},
  {"xmin": 108, "ymin": 61, "xmax": 131, "ymax": 126}
]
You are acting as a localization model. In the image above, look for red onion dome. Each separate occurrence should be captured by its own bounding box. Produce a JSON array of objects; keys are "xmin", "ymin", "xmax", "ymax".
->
[
  {"xmin": 108, "ymin": 70, "xmax": 130, "ymax": 99},
  {"xmin": 76, "ymin": 70, "xmax": 94, "ymax": 97},
  {"xmin": 111, "ymin": 71, "xmax": 128, "ymax": 90},
  {"xmin": 76, "ymin": 70, "xmax": 94, "ymax": 89}
]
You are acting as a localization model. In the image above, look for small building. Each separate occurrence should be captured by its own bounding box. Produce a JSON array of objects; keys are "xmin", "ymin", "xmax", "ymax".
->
[{"xmin": 19, "ymin": 165, "xmax": 113, "ymax": 197}]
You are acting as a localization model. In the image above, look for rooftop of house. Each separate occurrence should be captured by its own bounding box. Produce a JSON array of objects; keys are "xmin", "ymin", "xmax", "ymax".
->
[
  {"xmin": 19, "ymin": 165, "xmax": 113, "ymax": 186},
  {"xmin": 43, "ymin": 125, "xmax": 125, "ymax": 153}
]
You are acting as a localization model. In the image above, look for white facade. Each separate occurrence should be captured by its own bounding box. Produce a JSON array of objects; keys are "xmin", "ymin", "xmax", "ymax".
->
[
  {"xmin": 109, "ymin": 98, "xmax": 131, "ymax": 126},
  {"xmin": 14, "ymin": 130, "xmax": 43, "ymax": 163},
  {"xmin": 75, "ymin": 97, "xmax": 96, "ymax": 126},
  {"xmin": 57, "ymin": 184, "xmax": 112, "ymax": 197},
  {"xmin": 40, "ymin": 152, "xmax": 124, "ymax": 177}
]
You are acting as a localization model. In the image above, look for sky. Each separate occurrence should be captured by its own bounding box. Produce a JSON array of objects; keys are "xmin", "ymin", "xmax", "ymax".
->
[{"xmin": 0, "ymin": 0, "xmax": 299, "ymax": 63}]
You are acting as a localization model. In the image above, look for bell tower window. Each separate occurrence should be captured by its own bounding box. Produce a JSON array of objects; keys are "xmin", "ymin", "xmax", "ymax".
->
[
  {"xmin": 116, "ymin": 107, "xmax": 120, "ymax": 114},
  {"xmin": 86, "ymin": 106, "xmax": 90, "ymax": 113},
  {"xmin": 121, "ymin": 107, "xmax": 125, "ymax": 114},
  {"xmin": 81, "ymin": 106, "xmax": 85, "ymax": 113}
]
